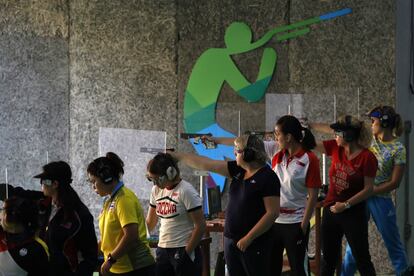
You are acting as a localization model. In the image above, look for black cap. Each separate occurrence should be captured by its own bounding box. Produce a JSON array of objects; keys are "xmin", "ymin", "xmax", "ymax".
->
[
  {"xmin": 329, "ymin": 121, "xmax": 361, "ymax": 132},
  {"xmin": 330, "ymin": 122, "xmax": 350, "ymax": 132},
  {"xmin": 34, "ymin": 161, "xmax": 72, "ymax": 184}
]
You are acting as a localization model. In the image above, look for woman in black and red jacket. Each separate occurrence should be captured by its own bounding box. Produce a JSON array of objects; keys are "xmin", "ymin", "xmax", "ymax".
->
[{"xmin": 1, "ymin": 161, "xmax": 98, "ymax": 276}]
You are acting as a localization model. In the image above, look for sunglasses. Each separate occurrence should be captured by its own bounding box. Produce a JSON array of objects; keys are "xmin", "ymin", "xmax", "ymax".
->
[
  {"xmin": 146, "ymin": 175, "xmax": 163, "ymax": 184},
  {"xmin": 334, "ymin": 131, "xmax": 345, "ymax": 138},
  {"xmin": 40, "ymin": 179, "xmax": 53, "ymax": 186},
  {"xmin": 234, "ymin": 148, "xmax": 244, "ymax": 155}
]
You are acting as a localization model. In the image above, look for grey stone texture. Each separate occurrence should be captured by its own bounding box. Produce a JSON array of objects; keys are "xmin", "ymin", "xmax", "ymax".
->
[
  {"xmin": 0, "ymin": 1, "xmax": 69, "ymax": 189},
  {"xmin": 0, "ymin": 0, "xmax": 398, "ymax": 272},
  {"xmin": 69, "ymin": 0, "xmax": 177, "ymax": 220}
]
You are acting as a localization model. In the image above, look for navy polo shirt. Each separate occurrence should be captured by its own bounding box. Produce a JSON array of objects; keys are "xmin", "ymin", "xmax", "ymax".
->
[{"xmin": 224, "ymin": 161, "xmax": 280, "ymax": 241}]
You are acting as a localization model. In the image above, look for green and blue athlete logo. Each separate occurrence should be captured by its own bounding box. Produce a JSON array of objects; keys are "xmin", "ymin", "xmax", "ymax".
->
[{"xmin": 183, "ymin": 8, "xmax": 352, "ymax": 192}]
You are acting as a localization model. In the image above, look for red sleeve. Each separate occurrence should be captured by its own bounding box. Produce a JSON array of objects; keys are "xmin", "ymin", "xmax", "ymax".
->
[
  {"xmin": 363, "ymin": 150, "xmax": 378, "ymax": 178},
  {"xmin": 323, "ymin": 140, "xmax": 337, "ymax": 157},
  {"xmin": 271, "ymin": 150, "xmax": 284, "ymax": 169},
  {"xmin": 305, "ymin": 152, "xmax": 322, "ymax": 188}
]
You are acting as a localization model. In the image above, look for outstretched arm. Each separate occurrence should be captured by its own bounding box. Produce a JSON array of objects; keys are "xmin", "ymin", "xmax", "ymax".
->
[
  {"xmin": 309, "ymin": 122, "xmax": 333, "ymax": 154},
  {"xmin": 202, "ymin": 136, "xmax": 235, "ymax": 146},
  {"xmin": 309, "ymin": 123, "xmax": 333, "ymax": 134},
  {"xmin": 169, "ymin": 151, "xmax": 230, "ymax": 178},
  {"xmin": 0, "ymin": 184, "xmax": 44, "ymax": 201}
]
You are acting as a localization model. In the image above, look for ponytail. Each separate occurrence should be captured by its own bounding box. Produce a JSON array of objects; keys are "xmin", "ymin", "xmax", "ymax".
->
[
  {"xmin": 301, "ymin": 127, "xmax": 317, "ymax": 151},
  {"xmin": 106, "ymin": 152, "xmax": 124, "ymax": 176},
  {"xmin": 276, "ymin": 115, "xmax": 317, "ymax": 151},
  {"xmin": 393, "ymin": 114, "xmax": 404, "ymax": 137}
]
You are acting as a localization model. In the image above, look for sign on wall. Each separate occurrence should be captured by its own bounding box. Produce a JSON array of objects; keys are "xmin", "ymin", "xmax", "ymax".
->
[{"xmin": 183, "ymin": 8, "xmax": 352, "ymax": 191}]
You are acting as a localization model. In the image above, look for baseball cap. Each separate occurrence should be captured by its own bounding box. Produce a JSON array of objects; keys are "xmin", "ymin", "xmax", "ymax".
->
[
  {"xmin": 368, "ymin": 110, "xmax": 382, "ymax": 118},
  {"xmin": 34, "ymin": 161, "xmax": 73, "ymax": 184}
]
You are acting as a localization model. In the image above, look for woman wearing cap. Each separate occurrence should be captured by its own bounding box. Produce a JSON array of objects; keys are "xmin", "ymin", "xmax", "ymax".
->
[
  {"xmin": 1, "ymin": 161, "xmax": 98, "ymax": 276},
  {"xmin": 87, "ymin": 152, "xmax": 155, "ymax": 276},
  {"xmin": 169, "ymin": 134, "xmax": 280, "ymax": 276},
  {"xmin": 341, "ymin": 106, "xmax": 408, "ymax": 276},
  {"xmin": 35, "ymin": 161, "xmax": 98, "ymax": 276},
  {"xmin": 0, "ymin": 197, "xmax": 49, "ymax": 275},
  {"xmin": 309, "ymin": 115, "xmax": 377, "ymax": 276},
  {"xmin": 146, "ymin": 153, "xmax": 206, "ymax": 276}
]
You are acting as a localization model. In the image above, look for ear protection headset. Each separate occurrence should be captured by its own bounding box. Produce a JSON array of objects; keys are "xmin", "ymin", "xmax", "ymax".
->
[
  {"xmin": 379, "ymin": 114, "xmax": 391, "ymax": 128},
  {"xmin": 150, "ymin": 154, "xmax": 179, "ymax": 185},
  {"xmin": 243, "ymin": 135, "xmax": 256, "ymax": 162},
  {"xmin": 95, "ymin": 159, "xmax": 114, "ymax": 184},
  {"xmin": 377, "ymin": 109, "xmax": 394, "ymax": 129}
]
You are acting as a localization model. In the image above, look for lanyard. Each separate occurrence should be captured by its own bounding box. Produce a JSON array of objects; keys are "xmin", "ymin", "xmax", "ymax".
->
[{"xmin": 111, "ymin": 181, "xmax": 124, "ymax": 199}]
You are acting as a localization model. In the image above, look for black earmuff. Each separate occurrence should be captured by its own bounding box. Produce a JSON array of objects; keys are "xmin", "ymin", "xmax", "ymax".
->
[
  {"xmin": 380, "ymin": 114, "xmax": 390, "ymax": 128},
  {"xmin": 379, "ymin": 110, "xmax": 395, "ymax": 129},
  {"xmin": 243, "ymin": 135, "xmax": 256, "ymax": 162},
  {"xmin": 96, "ymin": 160, "xmax": 114, "ymax": 184}
]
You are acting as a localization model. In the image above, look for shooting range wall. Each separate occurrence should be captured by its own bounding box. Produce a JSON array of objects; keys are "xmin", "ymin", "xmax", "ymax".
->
[{"xmin": 0, "ymin": 0, "xmax": 400, "ymax": 272}]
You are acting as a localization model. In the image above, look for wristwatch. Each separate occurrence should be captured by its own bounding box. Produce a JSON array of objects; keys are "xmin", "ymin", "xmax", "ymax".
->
[
  {"xmin": 344, "ymin": 201, "xmax": 351, "ymax": 209},
  {"xmin": 107, "ymin": 253, "xmax": 117, "ymax": 265}
]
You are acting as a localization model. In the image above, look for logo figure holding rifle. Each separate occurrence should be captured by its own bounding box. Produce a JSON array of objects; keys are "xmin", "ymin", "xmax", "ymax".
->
[{"xmin": 183, "ymin": 8, "xmax": 352, "ymax": 191}]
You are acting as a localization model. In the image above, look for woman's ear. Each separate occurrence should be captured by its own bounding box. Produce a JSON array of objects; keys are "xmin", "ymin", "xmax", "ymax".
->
[
  {"xmin": 52, "ymin": 180, "xmax": 59, "ymax": 189},
  {"xmin": 286, "ymin": 133, "xmax": 292, "ymax": 143}
]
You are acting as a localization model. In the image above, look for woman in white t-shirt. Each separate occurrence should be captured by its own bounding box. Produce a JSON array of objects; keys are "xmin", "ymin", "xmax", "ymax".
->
[
  {"xmin": 266, "ymin": 115, "xmax": 321, "ymax": 276},
  {"xmin": 146, "ymin": 153, "xmax": 206, "ymax": 276}
]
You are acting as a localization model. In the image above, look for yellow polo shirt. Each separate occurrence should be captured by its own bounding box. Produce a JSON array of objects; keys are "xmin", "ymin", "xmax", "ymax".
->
[{"xmin": 99, "ymin": 186, "xmax": 154, "ymax": 273}]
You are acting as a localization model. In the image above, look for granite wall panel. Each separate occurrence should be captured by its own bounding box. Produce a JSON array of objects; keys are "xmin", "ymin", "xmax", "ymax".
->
[
  {"xmin": 69, "ymin": 0, "xmax": 177, "ymax": 219},
  {"xmin": 0, "ymin": 1, "xmax": 69, "ymax": 189}
]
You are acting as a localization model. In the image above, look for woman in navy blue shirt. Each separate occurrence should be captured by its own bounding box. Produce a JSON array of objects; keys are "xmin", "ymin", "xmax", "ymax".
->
[{"xmin": 170, "ymin": 134, "xmax": 280, "ymax": 276}]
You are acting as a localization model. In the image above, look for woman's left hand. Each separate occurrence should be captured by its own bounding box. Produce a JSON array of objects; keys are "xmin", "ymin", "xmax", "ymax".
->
[
  {"xmin": 329, "ymin": 202, "xmax": 346, "ymax": 213},
  {"xmin": 100, "ymin": 260, "xmax": 112, "ymax": 276},
  {"xmin": 237, "ymin": 236, "xmax": 253, "ymax": 252}
]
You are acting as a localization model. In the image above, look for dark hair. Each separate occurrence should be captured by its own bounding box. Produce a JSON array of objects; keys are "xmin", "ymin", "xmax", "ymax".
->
[
  {"xmin": 369, "ymin": 105, "xmax": 404, "ymax": 137},
  {"xmin": 40, "ymin": 161, "xmax": 84, "ymax": 219},
  {"xmin": 147, "ymin": 153, "xmax": 180, "ymax": 178},
  {"xmin": 87, "ymin": 152, "xmax": 124, "ymax": 182},
  {"xmin": 4, "ymin": 197, "xmax": 39, "ymax": 234},
  {"xmin": 276, "ymin": 115, "xmax": 316, "ymax": 151}
]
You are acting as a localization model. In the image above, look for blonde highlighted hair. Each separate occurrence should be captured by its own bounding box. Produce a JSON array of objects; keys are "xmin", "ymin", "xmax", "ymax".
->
[
  {"xmin": 336, "ymin": 115, "xmax": 372, "ymax": 148},
  {"xmin": 234, "ymin": 134, "xmax": 268, "ymax": 166}
]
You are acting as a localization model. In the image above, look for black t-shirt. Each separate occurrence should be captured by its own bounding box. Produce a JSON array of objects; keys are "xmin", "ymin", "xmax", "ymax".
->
[{"xmin": 224, "ymin": 161, "xmax": 280, "ymax": 241}]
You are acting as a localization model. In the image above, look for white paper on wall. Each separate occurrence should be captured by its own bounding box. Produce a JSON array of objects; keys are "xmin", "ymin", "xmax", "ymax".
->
[
  {"xmin": 99, "ymin": 127, "xmax": 166, "ymax": 200},
  {"xmin": 265, "ymin": 93, "xmax": 304, "ymax": 131}
]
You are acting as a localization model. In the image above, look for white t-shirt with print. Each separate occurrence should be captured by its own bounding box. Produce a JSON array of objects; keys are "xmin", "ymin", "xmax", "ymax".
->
[{"xmin": 150, "ymin": 180, "xmax": 202, "ymax": 248}]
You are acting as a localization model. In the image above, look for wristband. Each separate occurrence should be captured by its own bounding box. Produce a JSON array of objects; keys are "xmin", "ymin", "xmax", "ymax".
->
[{"xmin": 344, "ymin": 201, "xmax": 351, "ymax": 209}]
